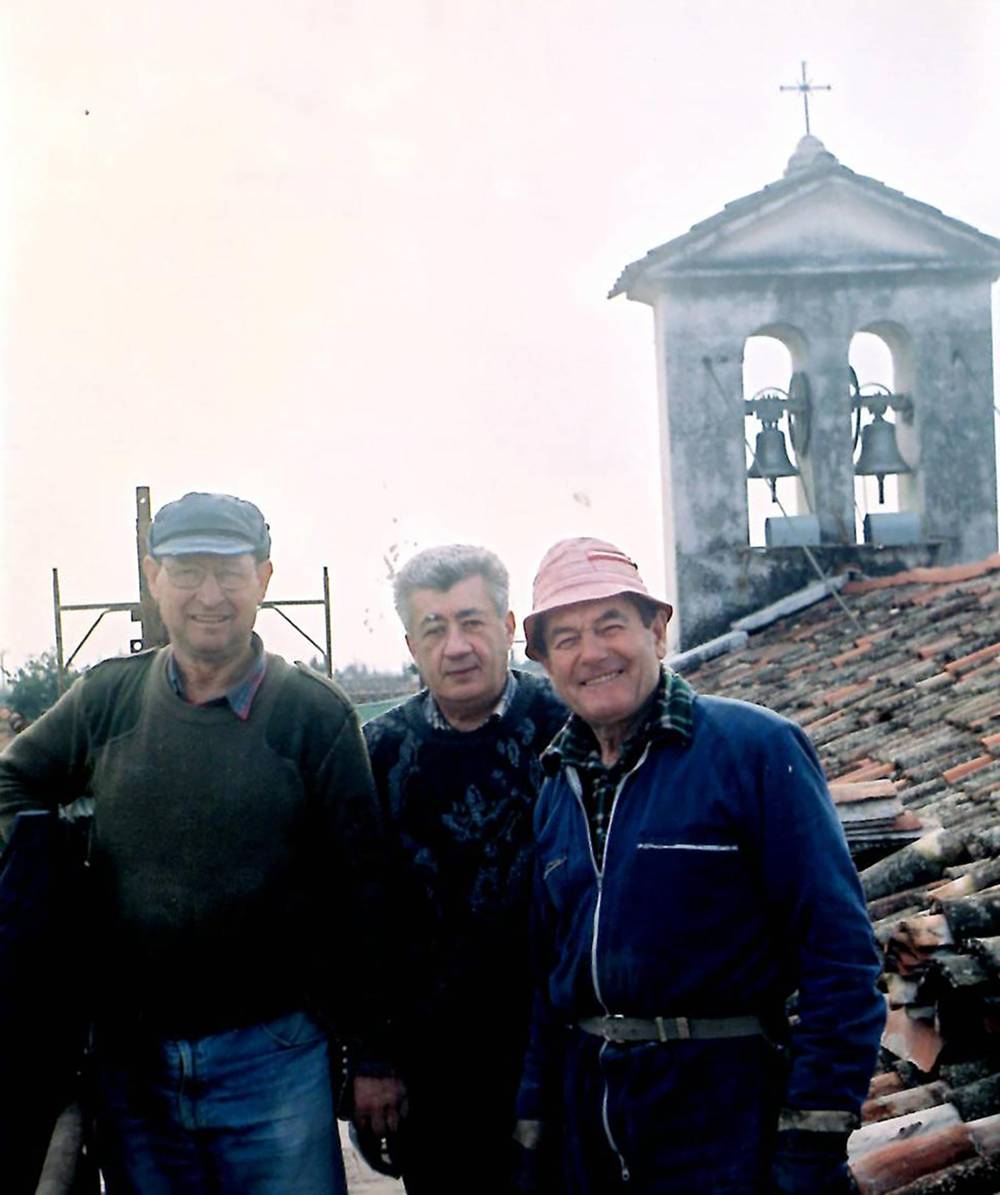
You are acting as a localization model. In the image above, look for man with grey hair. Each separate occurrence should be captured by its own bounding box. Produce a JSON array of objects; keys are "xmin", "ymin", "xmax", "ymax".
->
[{"xmin": 358, "ymin": 544, "xmax": 567, "ymax": 1194}]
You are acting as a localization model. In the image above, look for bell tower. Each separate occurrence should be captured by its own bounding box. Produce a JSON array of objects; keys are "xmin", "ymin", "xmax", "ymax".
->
[{"xmin": 612, "ymin": 135, "xmax": 1000, "ymax": 649}]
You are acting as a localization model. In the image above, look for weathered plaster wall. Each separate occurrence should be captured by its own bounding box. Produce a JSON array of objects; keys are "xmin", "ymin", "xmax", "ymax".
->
[{"xmin": 653, "ymin": 270, "xmax": 998, "ymax": 649}]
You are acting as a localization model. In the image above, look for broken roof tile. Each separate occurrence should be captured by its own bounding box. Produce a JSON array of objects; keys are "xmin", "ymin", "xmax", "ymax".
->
[{"xmin": 880, "ymin": 1007, "xmax": 947, "ymax": 1075}]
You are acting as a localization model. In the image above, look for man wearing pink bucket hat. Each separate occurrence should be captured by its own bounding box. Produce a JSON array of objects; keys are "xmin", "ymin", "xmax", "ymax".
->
[{"xmin": 513, "ymin": 537, "xmax": 884, "ymax": 1195}]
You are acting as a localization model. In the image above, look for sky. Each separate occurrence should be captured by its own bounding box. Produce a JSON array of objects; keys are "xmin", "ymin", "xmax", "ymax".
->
[{"xmin": 2, "ymin": 0, "xmax": 999, "ymax": 677}]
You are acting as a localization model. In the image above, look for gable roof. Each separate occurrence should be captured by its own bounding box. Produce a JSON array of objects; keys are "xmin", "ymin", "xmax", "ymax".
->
[{"xmin": 610, "ymin": 137, "xmax": 1000, "ymax": 298}]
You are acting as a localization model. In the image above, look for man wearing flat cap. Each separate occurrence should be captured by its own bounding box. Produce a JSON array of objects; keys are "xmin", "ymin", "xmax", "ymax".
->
[
  {"xmin": 513, "ymin": 537, "xmax": 885, "ymax": 1194},
  {"xmin": 0, "ymin": 492, "xmax": 395, "ymax": 1194}
]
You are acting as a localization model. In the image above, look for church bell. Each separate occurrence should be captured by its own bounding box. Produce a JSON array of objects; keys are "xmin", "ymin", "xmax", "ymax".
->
[
  {"xmin": 747, "ymin": 425, "xmax": 798, "ymax": 502},
  {"xmin": 855, "ymin": 413, "xmax": 910, "ymax": 504}
]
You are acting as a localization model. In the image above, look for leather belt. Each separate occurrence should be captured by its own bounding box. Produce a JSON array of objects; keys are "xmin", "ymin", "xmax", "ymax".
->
[{"xmin": 577, "ymin": 1013, "xmax": 764, "ymax": 1044}]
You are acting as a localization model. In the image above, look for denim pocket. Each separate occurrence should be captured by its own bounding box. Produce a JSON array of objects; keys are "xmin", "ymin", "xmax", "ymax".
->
[{"xmin": 258, "ymin": 1010, "xmax": 326, "ymax": 1050}]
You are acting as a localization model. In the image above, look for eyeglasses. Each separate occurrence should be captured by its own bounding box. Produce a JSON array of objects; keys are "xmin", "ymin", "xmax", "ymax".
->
[{"xmin": 162, "ymin": 562, "xmax": 257, "ymax": 592}]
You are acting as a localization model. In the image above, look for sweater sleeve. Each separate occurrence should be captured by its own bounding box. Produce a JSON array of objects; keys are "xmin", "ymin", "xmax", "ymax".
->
[
  {"xmin": 750, "ymin": 719, "xmax": 884, "ymax": 1124},
  {"xmin": 307, "ymin": 706, "xmax": 401, "ymax": 1062},
  {"xmin": 0, "ymin": 678, "xmax": 93, "ymax": 845},
  {"xmin": 351, "ymin": 714, "xmax": 420, "ymax": 1077}
]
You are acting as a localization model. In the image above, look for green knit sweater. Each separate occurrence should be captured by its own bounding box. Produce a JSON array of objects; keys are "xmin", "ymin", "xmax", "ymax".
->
[{"xmin": 0, "ymin": 648, "xmax": 390, "ymax": 1039}]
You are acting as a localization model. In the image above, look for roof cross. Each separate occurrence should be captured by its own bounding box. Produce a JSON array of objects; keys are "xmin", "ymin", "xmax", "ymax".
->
[{"xmin": 780, "ymin": 61, "xmax": 831, "ymax": 136}]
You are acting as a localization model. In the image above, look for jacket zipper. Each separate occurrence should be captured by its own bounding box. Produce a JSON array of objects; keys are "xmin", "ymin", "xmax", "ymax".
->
[{"xmin": 567, "ymin": 743, "xmax": 652, "ymax": 1184}]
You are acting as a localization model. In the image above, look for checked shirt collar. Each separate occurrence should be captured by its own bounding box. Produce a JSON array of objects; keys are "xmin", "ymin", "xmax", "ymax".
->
[
  {"xmin": 424, "ymin": 670, "xmax": 518, "ymax": 732},
  {"xmin": 166, "ymin": 633, "xmax": 268, "ymax": 721},
  {"xmin": 543, "ymin": 667, "xmax": 695, "ymax": 866}
]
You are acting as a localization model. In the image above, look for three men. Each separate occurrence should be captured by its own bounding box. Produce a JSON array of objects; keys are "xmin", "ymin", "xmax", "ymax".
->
[
  {"xmin": 515, "ymin": 537, "xmax": 885, "ymax": 1194},
  {"xmin": 359, "ymin": 545, "xmax": 566, "ymax": 1194},
  {"xmin": 1, "ymin": 508, "xmax": 886, "ymax": 1193},
  {"xmin": 0, "ymin": 492, "xmax": 392, "ymax": 1194}
]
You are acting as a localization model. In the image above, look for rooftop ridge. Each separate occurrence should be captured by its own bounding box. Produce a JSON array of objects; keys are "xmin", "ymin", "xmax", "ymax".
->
[{"xmin": 843, "ymin": 555, "xmax": 1000, "ymax": 595}]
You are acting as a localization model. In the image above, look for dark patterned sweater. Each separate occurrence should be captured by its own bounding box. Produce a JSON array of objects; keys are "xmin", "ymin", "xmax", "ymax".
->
[{"xmin": 363, "ymin": 670, "xmax": 566, "ymax": 1067}]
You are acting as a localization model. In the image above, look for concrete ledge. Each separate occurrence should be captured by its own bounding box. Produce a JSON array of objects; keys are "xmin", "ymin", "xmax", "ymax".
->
[
  {"xmin": 667, "ymin": 630, "xmax": 749, "ymax": 674},
  {"xmin": 731, "ymin": 575, "xmax": 849, "ymax": 633}
]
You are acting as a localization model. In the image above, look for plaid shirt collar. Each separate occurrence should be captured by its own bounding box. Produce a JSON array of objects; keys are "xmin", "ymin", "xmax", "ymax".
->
[
  {"xmin": 543, "ymin": 667, "xmax": 695, "ymax": 777},
  {"xmin": 166, "ymin": 633, "xmax": 268, "ymax": 721},
  {"xmin": 424, "ymin": 670, "xmax": 517, "ymax": 732}
]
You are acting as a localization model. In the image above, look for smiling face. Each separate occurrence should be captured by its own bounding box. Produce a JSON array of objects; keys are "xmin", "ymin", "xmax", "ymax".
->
[
  {"xmin": 539, "ymin": 595, "xmax": 668, "ymax": 733},
  {"xmin": 404, "ymin": 574, "xmax": 515, "ymax": 725},
  {"xmin": 143, "ymin": 552, "xmax": 272, "ymax": 667}
]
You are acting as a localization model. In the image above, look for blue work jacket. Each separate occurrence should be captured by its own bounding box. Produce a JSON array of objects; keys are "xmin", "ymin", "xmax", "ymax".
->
[{"xmin": 518, "ymin": 695, "xmax": 884, "ymax": 1134}]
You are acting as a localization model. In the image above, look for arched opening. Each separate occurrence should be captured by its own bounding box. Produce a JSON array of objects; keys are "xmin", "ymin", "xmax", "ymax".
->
[
  {"xmin": 849, "ymin": 327, "xmax": 914, "ymax": 541},
  {"xmin": 743, "ymin": 330, "xmax": 804, "ymax": 546}
]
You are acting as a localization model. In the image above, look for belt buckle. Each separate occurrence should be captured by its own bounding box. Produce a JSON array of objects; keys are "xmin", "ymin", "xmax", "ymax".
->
[{"xmin": 602, "ymin": 1014, "xmax": 625, "ymax": 1042}]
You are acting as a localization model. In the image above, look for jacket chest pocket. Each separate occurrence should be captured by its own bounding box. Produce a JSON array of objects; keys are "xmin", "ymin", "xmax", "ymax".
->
[
  {"xmin": 618, "ymin": 833, "xmax": 753, "ymax": 944},
  {"xmin": 635, "ymin": 840, "xmax": 740, "ymax": 856}
]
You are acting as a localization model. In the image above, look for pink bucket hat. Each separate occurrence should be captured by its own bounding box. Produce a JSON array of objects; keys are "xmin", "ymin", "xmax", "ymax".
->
[{"xmin": 523, "ymin": 537, "xmax": 673, "ymax": 660}]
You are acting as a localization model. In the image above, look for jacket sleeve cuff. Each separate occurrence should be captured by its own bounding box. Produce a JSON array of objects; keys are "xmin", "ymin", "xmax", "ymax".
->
[
  {"xmin": 513, "ymin": 1120, "xmax": 544, "ymax": 1150},
  {"xmin": 778, "ymin": 1108, "xmax": 860, "ymax": 1133},
  {"xmin": 515, "ymin": 1080, "xmax": 543, "ymax": 1121}
]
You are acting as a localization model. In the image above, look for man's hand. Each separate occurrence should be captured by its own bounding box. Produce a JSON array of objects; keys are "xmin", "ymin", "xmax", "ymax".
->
[
  {"xmin": 510, "ymin": 1120, "xmax": 544, "ymax": 1194},
  {"xmin": 351, "ymin": 1075, "xmax": 408, "ymax": 1137}
]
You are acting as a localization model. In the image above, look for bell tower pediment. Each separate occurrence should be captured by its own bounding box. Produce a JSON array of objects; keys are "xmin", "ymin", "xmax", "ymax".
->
[
  {"xmin": 612, "ymin": 139, "xmax": 1000, "ymax": 301},
  {"xmin": 665, "ymin": 178, "xmax": 1000, "ymax": 277}
]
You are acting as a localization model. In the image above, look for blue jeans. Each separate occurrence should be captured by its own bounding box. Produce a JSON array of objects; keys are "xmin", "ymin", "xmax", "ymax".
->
[{"xmin": 97, "ymin": 1010, "xmax": 347, "ymax": 1195}]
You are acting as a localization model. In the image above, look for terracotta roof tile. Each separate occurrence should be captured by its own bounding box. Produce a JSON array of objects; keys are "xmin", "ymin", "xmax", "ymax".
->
[
  {"xmin": 916, "ymin": 636, "xmax": 963, "ymax": 660},
  {"xmin": 680, "ymin": 558, "xmax": 1000, "ymax": 840},
  {"xmin": 806, "ymin": 713, "xmax": 860, "ymax": 743},
  {"xmin": 830, "ymin": 780, "xmax": 900, "ymax": 801},
  {"xmin": 945, "ymin": 643, "xmax": 1000, "ymax": 675},
  {"xmin": 884, "ymin": 659, "xmax": 944, "ymax": 686},
  {"xmin": 825, "ymin": 681, "xmax": 878, "ymax": 707},
  {"xmin": 836, "ymin": 760, "xmax": 898, "ymax": 783},
  {"xmin": 679, "ymin": 557, "xmax": 1000, "ymax": 1193},
  {"xmin": 946, "ymin": 692, "xmax": 1000, "ymax": 729},
  {"xmin": 880, "ymin": 1007, "xmax": 947, "ymax": 1074},
  {"xmin": 959, "ymin": 762, "xmax": 1000, "ymax": 793},
  {"xmin": 843, "ymin": 555, "xmax": 1000, "ymax": 594},
  {"xmin": 867, "ymin": 1072, "xmax": 908, "ymax": 1101},
  {"xmin": 914, "ymin": 672, "xmax": 957, "ymax": 693},
  {"xmin": 942, "ymin": 755, "xmax": 996, "ymax": 785},
  {"xmin": 832, "ymin": 641, "xmax": 878, "ymax": 667}
]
